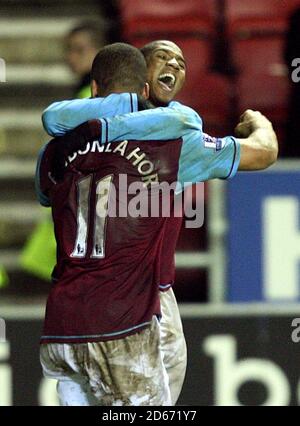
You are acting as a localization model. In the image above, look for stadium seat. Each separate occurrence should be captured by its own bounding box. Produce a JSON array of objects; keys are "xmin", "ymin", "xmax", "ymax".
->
[
  {"xmin": 231, "ymin": 36, "xmax": 286, "ymax": 75},
  {"xmin": 236, "ymin": 73, "xmax": 289, "ymax": 147},
  {"xmin": 226, "ymin": 0, "xmax": 300, "ymax": 36},
  {"xmin": 226, "ymin": 0, "xmax": 300, "ymax": 76},
  {"xmin": 175, "ymin": 73, "xmax": 233, "ymax": 135},
  {"xmin": 120, "ymin": 0, "xmax": 217, "ymax": 40}
]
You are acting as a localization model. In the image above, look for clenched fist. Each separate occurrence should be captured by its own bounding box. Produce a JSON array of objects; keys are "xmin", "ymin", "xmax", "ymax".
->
[{"xmin": 235, "ymin": 109, "xmax": 273, "ymax": 138}]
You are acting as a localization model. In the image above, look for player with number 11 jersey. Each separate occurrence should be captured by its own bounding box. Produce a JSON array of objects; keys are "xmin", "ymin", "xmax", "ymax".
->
[{"xmin": 37, "ymin": 102, "xmax": 240, "ymax": 344}]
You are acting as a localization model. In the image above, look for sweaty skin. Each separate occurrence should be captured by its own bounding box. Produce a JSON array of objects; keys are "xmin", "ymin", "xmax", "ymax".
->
[{"xmin": 145, "ymin": 41, "xmax": 186, "ymax": 106}]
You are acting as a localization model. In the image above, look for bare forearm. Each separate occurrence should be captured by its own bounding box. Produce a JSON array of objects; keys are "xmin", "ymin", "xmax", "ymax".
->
[
  {"xmin": 236, "ymin": 110, "xmax": 278, "ymax": 170},
  {"xmin": 239, "ymin": 128, "xmax": 278, "ymax": 170}
]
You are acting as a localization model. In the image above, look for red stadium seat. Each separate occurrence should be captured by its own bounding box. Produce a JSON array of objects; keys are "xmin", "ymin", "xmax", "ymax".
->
[
  {"xmin": 176, "ymin": 73, "xmax": 233, "ymax": 135},
  {"xmin": 231, "ymin": 36, "xmax": 286, "ymax": 75},
  {"xmin": 120, "ymin": 0, "xmax": 217, "ymax": 40},
  {"xmin": 226, "ymin": 0, "xmax": 300, "ymax": 36},
  {"xmin": 236, "ymin": 73, "xmax": 289, "ymax": 147}
]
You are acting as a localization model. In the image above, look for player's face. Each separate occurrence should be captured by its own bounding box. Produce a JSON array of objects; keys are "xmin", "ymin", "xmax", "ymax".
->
[
  {"xmin": 146, "ymin": 41, "xmax": 186, "ymax": 106},
  {"xmin": 65, "ymin": 32, "xmax": 98, "ymax": 77}
]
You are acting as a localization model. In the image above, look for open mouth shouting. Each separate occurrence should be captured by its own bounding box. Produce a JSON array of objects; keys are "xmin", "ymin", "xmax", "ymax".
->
[{"xmin": 157, "ymin": 73, "xmax": 176, "ymax": 92}]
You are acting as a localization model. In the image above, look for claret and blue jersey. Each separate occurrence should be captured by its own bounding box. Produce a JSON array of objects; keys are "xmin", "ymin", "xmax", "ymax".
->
[
  {"xmin": 37, "ymin": 94, "xmax": 240, "ymax": 344},
  {"xmin": 40, "ymin": 93, "xmax": 240, "ymax": 199}
]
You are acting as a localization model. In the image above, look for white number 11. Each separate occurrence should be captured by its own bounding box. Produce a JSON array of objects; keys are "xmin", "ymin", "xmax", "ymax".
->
[{"xmin": 71, "ymin": 174, "xmax": 113, "ymax": 259}]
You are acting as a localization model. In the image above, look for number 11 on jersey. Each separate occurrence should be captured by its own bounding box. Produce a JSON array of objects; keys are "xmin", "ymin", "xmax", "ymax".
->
[{"xmin": 71, "ymin": 174, "xmax": 113, "ymax": 259}]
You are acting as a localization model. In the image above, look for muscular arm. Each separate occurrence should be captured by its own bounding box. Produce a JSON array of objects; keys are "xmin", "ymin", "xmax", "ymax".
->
[
  {"xmin": 100, "ymin": 105, "xmax": 202, "ymax": 143},
  {"xmin": 42, "ymin": 93, "xmax": 139, "ymax": 136},
  {"xmin": 236, "ymin": 110, "xmax": 278, "ymax": 170},
  {"xmin": 41, "ymin": 106, "xmax": 276, "ymax": 194}
]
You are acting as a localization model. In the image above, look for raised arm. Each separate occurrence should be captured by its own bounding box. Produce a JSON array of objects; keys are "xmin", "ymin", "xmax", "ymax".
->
[
  {"xmin": 175, "ymin": 109, "xmax": 278, "ymax": 193},
  {"xmin": 42, "ymin": 93, "xmax": 138, "ymax": 137},
  {"xmin": 101, "ymin": 104, "xmax": 202, "ymax": 143},
  {"xmin": 236, "ymin": 110, "xmax": 278, "ymax": 170}
]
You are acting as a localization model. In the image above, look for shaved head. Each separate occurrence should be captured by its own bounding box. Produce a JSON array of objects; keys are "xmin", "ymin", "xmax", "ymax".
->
[
  {"xmin": 141, "ymin": 40, "xmax": 183, "ymax": 64},
  {"xmin": 140, "ymin": 40, "xmax": 186, "ymax": 106}
]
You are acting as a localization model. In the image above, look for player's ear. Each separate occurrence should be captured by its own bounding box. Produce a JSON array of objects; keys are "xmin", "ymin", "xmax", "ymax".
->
[
  {"xmin": 142, "ymin": 82, "xmax": 150, "ymax": 99},
  {"xmin": 91, "ymin": 79, "xmax": 98, "ymax": 98}
]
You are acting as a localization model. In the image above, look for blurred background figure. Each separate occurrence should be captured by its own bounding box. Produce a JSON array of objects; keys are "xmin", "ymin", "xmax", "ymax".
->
[
  {"xmin": 65, "ymin": 21, "xmax": 106, "ymax": 98},
  {"xmin": 283, "ymin": 7, "xmax": 300, "ymax": 157},
  {"xmin": 0, "ymin": 265, "xmax": 8, "ymax": 289}
]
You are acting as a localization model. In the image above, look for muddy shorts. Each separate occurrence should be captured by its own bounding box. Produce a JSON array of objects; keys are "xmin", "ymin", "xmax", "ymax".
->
[
  {"xmin": 40, "ymin": 316, "xmax": 171, "ymax": 406},
  {"xmin": 160, "ymin": 288, "xmax": 187, "ymax": 404}
]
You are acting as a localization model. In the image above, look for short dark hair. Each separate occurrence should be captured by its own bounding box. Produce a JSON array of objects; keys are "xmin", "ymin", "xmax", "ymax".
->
[
  {"xmin": 140, "ymin": 41, "xmax": 162, "ymax": 63},
  {"xmin": 68, "ymin": 21, "xmax": 106, "ymax": 48},
  {"xmin": 140, "ymin": 40, "xmax": 182, "ymax": 63},
  {"xmin": 91, "ymin": 43, "xmax": 147, "ymax": 96}
]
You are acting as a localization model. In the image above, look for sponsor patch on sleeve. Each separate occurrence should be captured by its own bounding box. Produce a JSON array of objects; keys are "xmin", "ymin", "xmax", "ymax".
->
[{"xmin": 203, "ymin": 134, "xmax": 224, "ymax": 151}]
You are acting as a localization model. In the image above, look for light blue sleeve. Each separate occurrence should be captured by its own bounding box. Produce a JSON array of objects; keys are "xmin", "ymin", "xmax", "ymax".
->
[
  {"xmin": 42, "ymin": 93, "xmax": 138, "ymax": 137},
  {"xmin": 35, "ymin": 144, "xmax": 51, "ymax": 207},
  {"xmin": 100, "ymin": 105, "xmax": 203, "ymax": 143},
  {"xmin": 176, "ymin": 132, "xmax": 241, "ymax": 193}
]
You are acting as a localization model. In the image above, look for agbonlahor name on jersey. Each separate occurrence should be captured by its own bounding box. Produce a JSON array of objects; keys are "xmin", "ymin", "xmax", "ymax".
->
[{"xmin": 66, "ymin": 140, "xmax": 159, "ymax": 187}]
